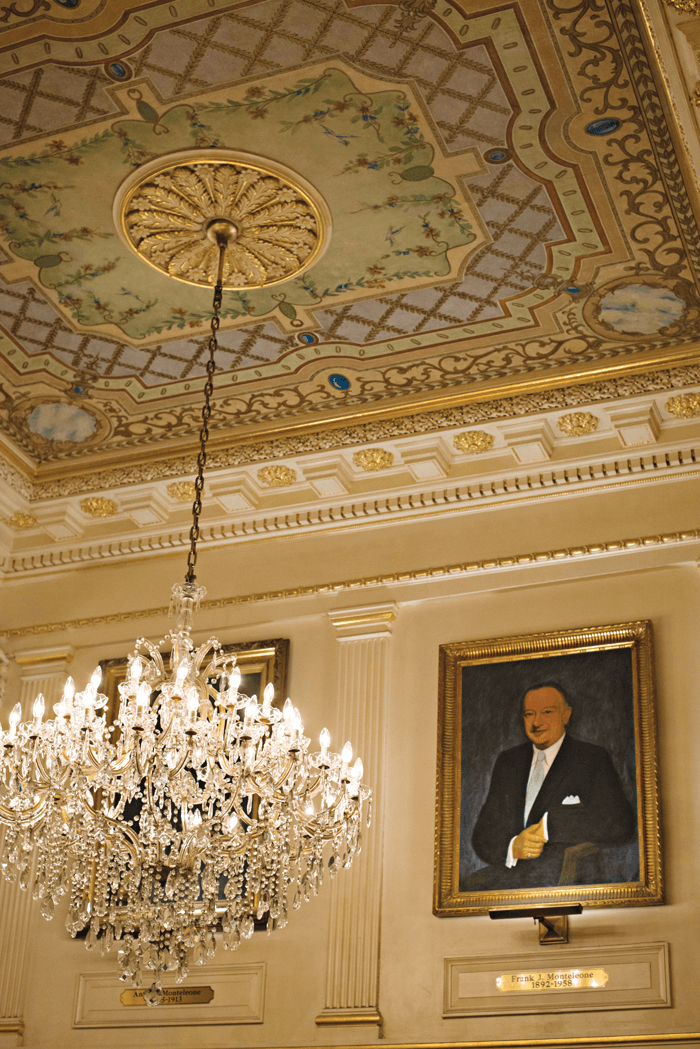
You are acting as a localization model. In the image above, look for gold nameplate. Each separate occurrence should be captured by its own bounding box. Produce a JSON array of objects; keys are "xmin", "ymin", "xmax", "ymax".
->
[
  {"xmin": 120, "ymin": 987, "xmax": 214, "ymax": 1007},
  {"xmin": 497, "ymin": 969, "xmax": 609, "ymax": 993}
]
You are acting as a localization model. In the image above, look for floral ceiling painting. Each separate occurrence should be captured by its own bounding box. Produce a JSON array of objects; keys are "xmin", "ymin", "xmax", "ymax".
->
[
  {"xmin": 0, "ymin": 0, "xmax": 697, "ymax": 473},
  {"xmin": 0, "ymin": 65, "xmax": 485, "ymax": 341}
]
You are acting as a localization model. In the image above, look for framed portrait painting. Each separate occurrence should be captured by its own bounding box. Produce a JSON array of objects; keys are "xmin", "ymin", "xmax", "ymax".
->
[{"xmin": 433, "ymin": 621, "xmax": 662, "ymax": 915}]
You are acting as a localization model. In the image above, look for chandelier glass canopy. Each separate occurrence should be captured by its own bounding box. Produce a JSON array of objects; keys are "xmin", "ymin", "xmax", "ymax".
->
[{"xmin": 0, "ymin": 209, "xmax": 370, "ymax": 1006}]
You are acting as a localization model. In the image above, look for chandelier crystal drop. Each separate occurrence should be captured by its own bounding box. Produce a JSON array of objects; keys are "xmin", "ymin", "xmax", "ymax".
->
[{"xmin": 0, "ymin": 224, "xmax": 370, "ymax": 1006}]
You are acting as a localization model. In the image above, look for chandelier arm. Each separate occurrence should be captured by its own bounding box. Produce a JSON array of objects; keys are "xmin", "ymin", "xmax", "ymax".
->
[
  {"xmin": 165, "ymin": 746, "xmax": 190, "ymax": 782},
  {"xmin": 133, "ymin": 735, "xmax": 145, "ymax": 782},
  {"xmin": 0, "ymin": 797, "xmax": 47, "ymax": 827},
  {"xmin": 94, "ymin": 813, "xmax": 141, "ymax": 865},
  {"xmin": 195, "ymin": 641, "xmax": 221, "ymax": 677},
  {"xmin": 185, "ymin": 252, "xmax": 223, "ymax": 586},
  {"xmin": 144, "ymin": 766, "xmax": 159, "ymax": 820},
  {"xmin": 31, "ymin": 747, "xmax": 53, "ymax": 785},
  {"xmin": 83, "ymin": 743, "xmax": 106, "ymax": 772}
]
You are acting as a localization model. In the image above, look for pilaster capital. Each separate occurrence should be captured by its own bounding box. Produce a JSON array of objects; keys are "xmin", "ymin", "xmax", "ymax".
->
[
  {"xmin": 14, "ymin": 646, "xmax": 74, "ymax": 676},
  {"xmin": 328, "ymin": 603, "xmax": 398, "ymax": 641}
]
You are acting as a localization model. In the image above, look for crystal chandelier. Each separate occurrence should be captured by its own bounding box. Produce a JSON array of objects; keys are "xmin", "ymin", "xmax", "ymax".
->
[{"xmin": 0, "ymin": 222, "xmax": 370, "ymax": 1007}]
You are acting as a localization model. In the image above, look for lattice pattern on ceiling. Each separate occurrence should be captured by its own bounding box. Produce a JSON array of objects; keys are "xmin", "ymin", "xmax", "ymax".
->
[{"xmin": 0, "ymin": 0, "xmax": 563, "ymax": 384}]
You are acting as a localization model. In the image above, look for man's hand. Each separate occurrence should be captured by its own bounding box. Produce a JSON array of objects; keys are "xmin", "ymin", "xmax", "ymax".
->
[{"xmin": 512, "ymin": 818, "xmax": 546, "ymax": 860}]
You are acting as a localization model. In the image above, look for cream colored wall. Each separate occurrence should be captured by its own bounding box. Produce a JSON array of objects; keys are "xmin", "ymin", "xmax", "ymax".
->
[
  {"xmin": 1, "ymin": 476, "xmax": 699, "ymax": 1048},
  {"xmin": 383, "ymin": 563, "xmax": 699, "ymax": 1045}
]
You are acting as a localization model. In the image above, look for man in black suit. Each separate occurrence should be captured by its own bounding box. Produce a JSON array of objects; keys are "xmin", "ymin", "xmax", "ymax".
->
[{"xmin": 463, "ymin": 682, "xmax": 635, "ymax": 890}]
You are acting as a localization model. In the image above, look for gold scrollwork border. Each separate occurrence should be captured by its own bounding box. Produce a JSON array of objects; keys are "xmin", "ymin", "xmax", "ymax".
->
[{"xmin": 434, "ymin": 621, "xmax": 662, "ymax": 916}]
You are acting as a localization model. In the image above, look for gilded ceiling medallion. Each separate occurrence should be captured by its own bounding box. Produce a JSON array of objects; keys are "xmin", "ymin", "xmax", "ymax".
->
[
  {"xmin": 80, "ymin": 497, "xmax": 119, "ymax": 517},
  {"xmin": 453, "ymin": 431, "xmax": 494, "ymax": 454},
  {"xmin": 557, "ymin": 412, "xmax": 599, "ymax": 437},
  {"xmin": 115, "ymin": 150, "xmax": 329, "ymax": 289},
  {"xmin": 353, "ymin": 449, "xmax": 394, "ymax": 472},
  {"xmin": 167, "ymin": 481, "xmax": 197, "ymax": 501},
  {"xmin": 665, "ymin": 392, "xmax": 700, "ymax": 418},
  {"xmin": 258, "ymin": 465, "xmax": 296, "ymax": 488}
]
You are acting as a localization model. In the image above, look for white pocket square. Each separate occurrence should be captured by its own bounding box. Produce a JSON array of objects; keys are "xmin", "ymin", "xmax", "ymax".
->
[{"xmin": 562, "ymin": 795, "xmax": 580, "ymax": 805}]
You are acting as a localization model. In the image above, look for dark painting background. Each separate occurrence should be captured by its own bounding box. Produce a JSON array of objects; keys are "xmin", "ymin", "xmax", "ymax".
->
[{"xmin": 459, "ymin": 647, "xmax": 639, "ymax": 889}]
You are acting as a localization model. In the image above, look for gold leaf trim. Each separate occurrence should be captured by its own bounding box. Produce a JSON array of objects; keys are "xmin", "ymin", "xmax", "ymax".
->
[
  {"xmin": 454, "ymin": 430, "xmax": 494, "ymax": 454},
  {"xmin": 666, "ymin": 392, "xmax": 700, "ymax": 418},
  {"xmin": 662, "ymin": 0, "xmax": 700, "ymax": 12},
  {"xmin": 167, "ymin": 481, "xmax": 196, "ymax": 501},
  {"xmin": 257, "ymin": 465, "xmax": 296, "ymax": 487},
  {"xmin": 80, "ymin": 496, "xmax": 118, "ymax": 517},
  {"xmin": 353, "ymin": 448, "xmax": 394, "ymax": 471},
  {"xmin": 557, "ymin": 412, "xmax": 599, "ymax": 436},
  {"xmin": 6, "ymin": 512, "xmax": 38, "ymax": 530}
]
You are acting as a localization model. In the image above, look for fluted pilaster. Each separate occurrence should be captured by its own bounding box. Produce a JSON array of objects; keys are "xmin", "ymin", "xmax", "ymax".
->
[{"xmin": 315, "ymin": 605, "xmax": 396, "ymax": 1032}]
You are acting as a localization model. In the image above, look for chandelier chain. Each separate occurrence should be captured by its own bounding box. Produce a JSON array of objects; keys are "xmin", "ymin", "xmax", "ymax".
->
[{"xmin": 186, "ymin": 280, "xmax": 222, "ymax": 585}]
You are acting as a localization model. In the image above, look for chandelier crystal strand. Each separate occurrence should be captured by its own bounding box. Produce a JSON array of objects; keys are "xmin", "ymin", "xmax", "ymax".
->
[{"xmin": 0, "ymin": 228, "xmax": 371, "ymax": 1007}]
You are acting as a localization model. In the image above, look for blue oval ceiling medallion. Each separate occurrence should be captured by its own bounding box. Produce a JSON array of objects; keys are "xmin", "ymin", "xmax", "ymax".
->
[
  {"xmin": 484, "ymin": 148, "xmax": 511, "ymax": 164},
  {"xmin": 106, "ymin": 62, "xmax": 131, "ymax": 80},
  {"xmin": 586, "ymin": 118, "xmax": 620, "ymax": 136},
  {"xmin": 328, "ymin": 373, "xmax": 350, "ymax": 390}
]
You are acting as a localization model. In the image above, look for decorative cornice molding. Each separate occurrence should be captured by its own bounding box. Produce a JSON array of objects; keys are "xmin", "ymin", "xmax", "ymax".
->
[
  {"xmin": 3, "ymin": 445, "xmax": 699, "ymax": 578},
  {"xmin": 2, "ymin": 366, "xmax": 700, "ymax": 501},
  {"xmin": 4, "ymin": 528, "xmax": 700, "ymax": 640},
  {"xmin": 660, "ymin": 0, "xmax": 700, "ymax": 14}
]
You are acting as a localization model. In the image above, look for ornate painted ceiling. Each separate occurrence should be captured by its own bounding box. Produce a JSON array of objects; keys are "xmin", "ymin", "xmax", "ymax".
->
[{"xmin": 1, "ymin": 0, "xmax": 700, "ymax": 574}]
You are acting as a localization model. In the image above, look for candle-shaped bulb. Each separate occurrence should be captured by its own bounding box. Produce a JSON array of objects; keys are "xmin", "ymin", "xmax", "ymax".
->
[
  {"xmin": 320, "ymin": 727, "xmax": 330, "ymax": 751},
  {"xmin": 283, "ymin": 697, "xmax": 294, "ymax": 728},
  {"xmin": 352, "ymin": 757, "xmax": 363, "ymax": 781},
  {"xmin": 9, "ymin": 703, "xmax": 22, "ymax": 730},
  {"xmin": 230, "ymin": 666, "xmax": 241, "ymax": 693},
  {"xmin": 245, "ymin": 696, "xmax": 258, "ymax": 723},
  {"xmin": 32, "ymin": 693, "xmax": 45, "ymax": 720},
  {"xmin": 263, "ymin": 682, "xmax": 274, "ymax": 712},
  {"xmin": 63, "ymin": 677, "xmax": 75, "ymax": 703},
  {"xmin": 342, "ymin": 741, "xmax": 353, "ymax": 765},
  {"xmin": 191, "ymin": 809, "xmax": 202, "ymax": 828},
  {"xmin": 136, "ymin": 681, "xmax": 150, "ymax": 711},
  {"xmin": 83, "ymin": 683, "xmax": 96, "ymax": 709},
  {"xmin": 129, "ymin": 659, "xmax": 141, "ymax": 688},
  {"xmin": 292, "ymin": 710, "xmax": 303, "ymax": 735},
  {"xmin": 90, "ymin": 666, "xmax": 102, "ymax": 690},
  {"xmin": 186, "ymin": 688, "xmax": 199, "ymax": 715},
  {"xmin": 175, "ymin": 656, "xmax": 190, "ymax": 687}
]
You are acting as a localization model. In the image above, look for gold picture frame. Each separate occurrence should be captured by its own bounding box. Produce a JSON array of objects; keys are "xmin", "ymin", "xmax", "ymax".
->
[
  {"xmin": 434, "ymin": 621, "xmax": 662, "ymax": 916},
  {"xmin": 100, "ymin": 637, "xmax": 289, "ymax": 725}
]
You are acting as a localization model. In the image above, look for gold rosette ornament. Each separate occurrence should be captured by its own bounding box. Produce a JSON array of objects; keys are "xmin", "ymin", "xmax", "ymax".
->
[{"xmin": 115, "ymin": 151, "xmax": 330, "ymax": 289}]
